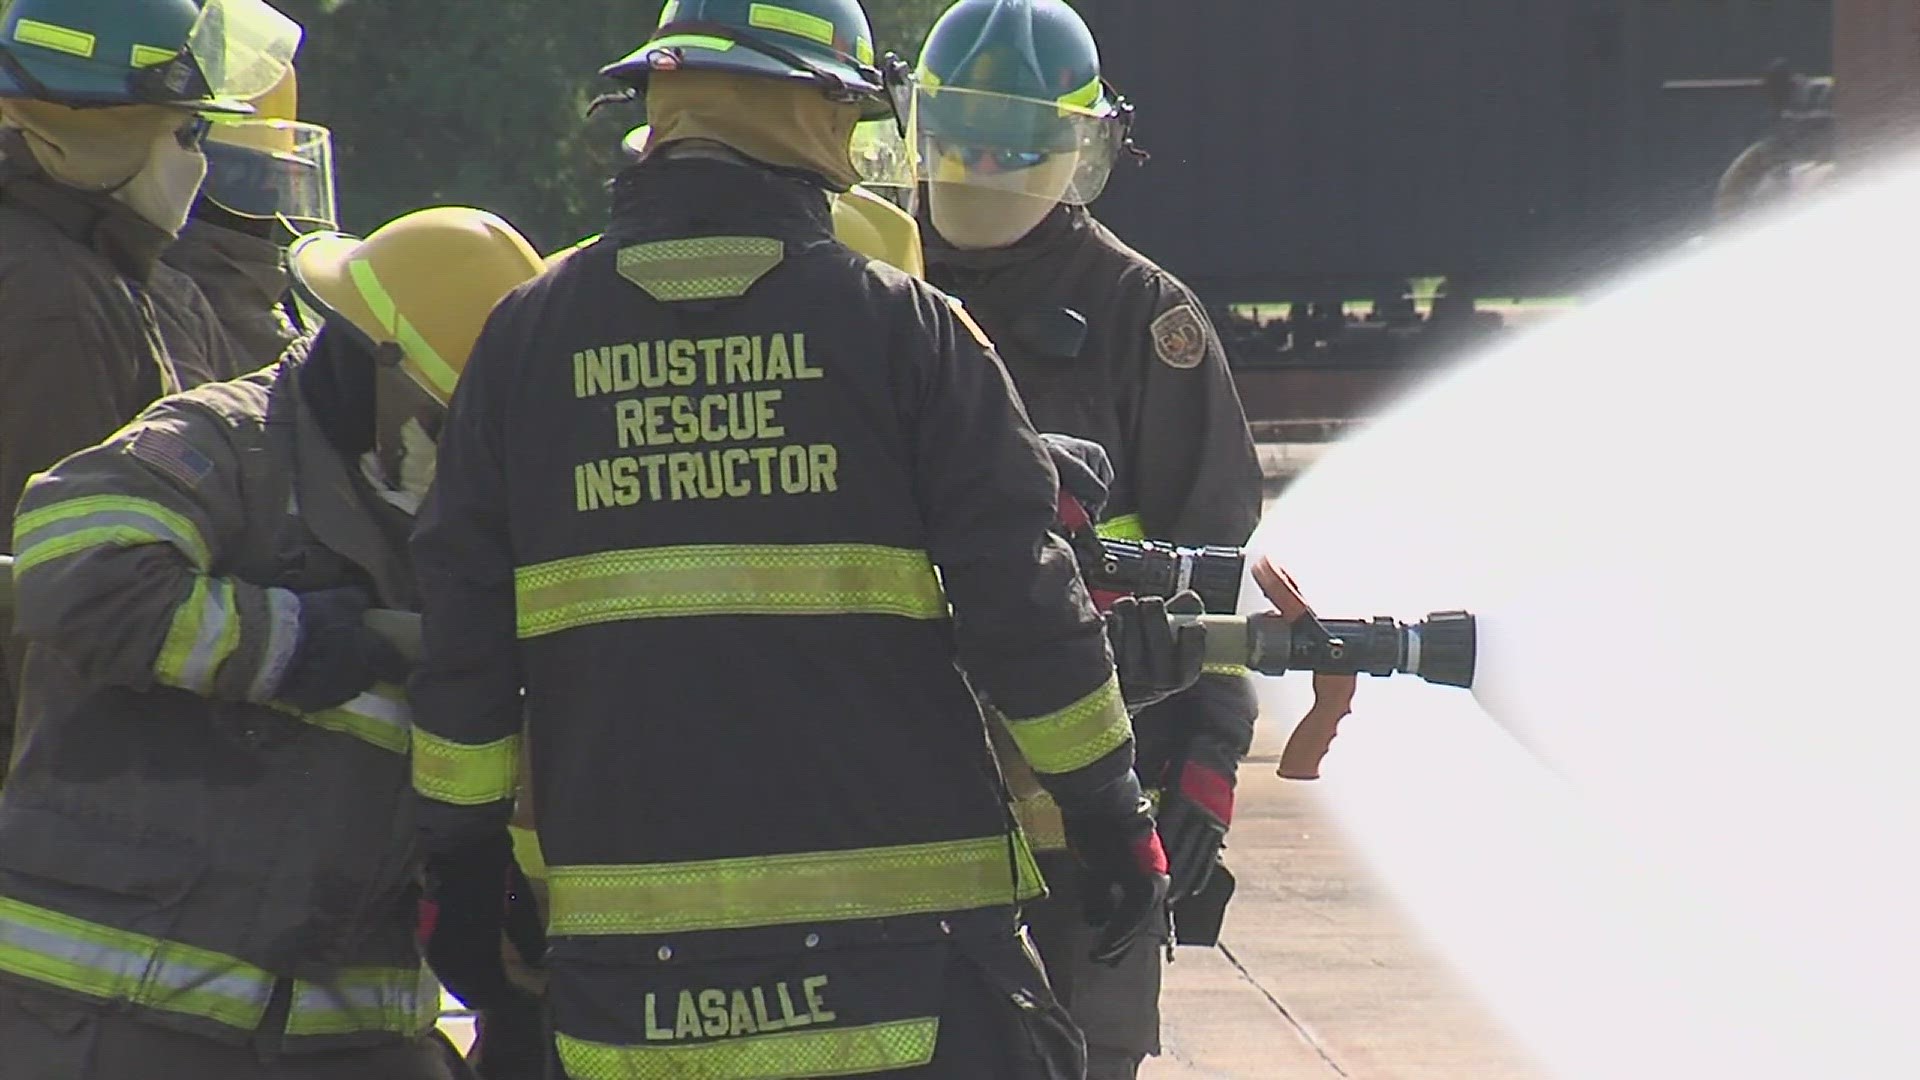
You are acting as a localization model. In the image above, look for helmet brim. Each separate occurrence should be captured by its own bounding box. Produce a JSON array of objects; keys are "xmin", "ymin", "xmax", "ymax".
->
[{"xmin": 601, "ymin": 38, "xmax": 892, "ymax": 121}]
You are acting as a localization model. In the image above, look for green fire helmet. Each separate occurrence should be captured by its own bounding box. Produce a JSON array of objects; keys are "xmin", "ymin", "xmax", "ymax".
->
[
  {"xmin": 600, "ymin": 0, "xmax": 909, "ymax": 126},
  {"xmin": 915, "ymin": 0, "xmax": 1136, "ymax": 205},
  {"xmin": 0, "ymin": 0, "xmax": 301, "ymax": 115}
]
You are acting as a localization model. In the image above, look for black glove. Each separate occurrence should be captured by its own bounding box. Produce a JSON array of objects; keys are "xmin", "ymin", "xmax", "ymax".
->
[
  {"xmin": 470, "ymin": 994, "xmax": 548, "ymax": 1080},
  {"xmin": 1107, "ymin": 592, "xmax": 1206, "ymax": 713},
  {"xmin": 423, "ymin": 832, "xmax": 530, "ymax": 1013},
  {"xmin": 1061, "ymin": 790, "xmax": 1171, "ymax": 966},
  {"xmin": 272, "ymin": 587, "xmax": 409, "ymax": 712},
  {"xmin": 1040, "ymin": 433, "xmax": 1113, "ymax": 522},
  {"xmin": 1155, "ymin": 757, "xmax": 1234, "ymax": 901}
]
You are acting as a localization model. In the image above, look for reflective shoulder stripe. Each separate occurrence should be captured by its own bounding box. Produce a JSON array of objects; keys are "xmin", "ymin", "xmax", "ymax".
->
[
  {"xmin": 13, "ymin": 493, "xmax": 212, "ymax": 574},
  {"xmin": 1094, "ymin": 513, "xmax": 1146, "ymax": 543},
  {"xmin": 616, "ymin": 236, "xmax": 784, "ymax": 302},
  {"xmin": 154, "ymin": 576, "xmax": 242, "ymax": 694},
  {"xmin": 999, "ymin": 676, "xmax": 1132, "ymax": 776},
  {"xmin": 412, "ymin": 728, "xmax": 520, "ymax": 806},
  {"xmin": 514, "ymin": 544, "xmax": 947, "ymax": 639},
  {"xmin": 287, "ymin": 964, "xmax": 440, "ymax": 1038},
  {"xmin": 548, "ymin": 833, "xmax": 1042, "ymax": 938},
  {"xmin": 0, "ymin": 896, "xmax": 273, "ymax": 1031},
  {"xmin": 556, "ymin": 1017, "xmax": 940, "ymax": 1080},
  {"xmin": 299, "ymin": 684, "xmax": 412, "ymax": 755}
]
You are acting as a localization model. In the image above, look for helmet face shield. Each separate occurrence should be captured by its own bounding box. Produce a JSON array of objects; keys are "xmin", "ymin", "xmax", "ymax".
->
[
  {"xmin": 185, "ymin": 0, "xmax": 302, "ymax": 104},
  {"xmin": 849, "ymin": 115, "xmax": 917, "ymax": 212},
  {"xmin": 914, "ymin": 85, "xmax": 1125, "ymax": 205},
  {"xmin": 202, "ymin": 118, "xmax": 336, "ymax": 229}
]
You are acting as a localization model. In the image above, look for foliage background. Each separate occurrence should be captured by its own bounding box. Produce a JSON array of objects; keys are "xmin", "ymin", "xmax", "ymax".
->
[{"xmin": 273, "ymin": 0, "xmax": 956, "ymax": 252}]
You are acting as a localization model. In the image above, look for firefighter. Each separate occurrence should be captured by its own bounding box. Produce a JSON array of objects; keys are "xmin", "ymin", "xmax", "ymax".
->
[
  {"xmin": 914, "ymin": 2, "xmax": 1266, "ymax": 1076},
  {"xmin": 407, "ymin": 1, "xmax": 1181, "ymax": 1076},
  {"xmin": 163, "ymin": 67, "xmax": 337, "ymax": 369},
  {"xmin": 0, "ymin": 206, "xmax": 545, "ymax": 1079},
  {"xmin": 0, "ymin": 0, "xmax": 286, "ymax": 783}
]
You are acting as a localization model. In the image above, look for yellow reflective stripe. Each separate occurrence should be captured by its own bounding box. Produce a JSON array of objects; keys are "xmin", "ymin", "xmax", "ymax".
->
[
  {"xmin": 13, "ymin": 19, "xmax": 94, "ymax": 58},
  {"xmin": 1094, "ymin": 513, "xmax": 1146, "ymax": 542},
  {"xmin": 1012, "ymin": 791, "xmax": 1067, "ymax": 852},
  {"xmin": 412, "ymin": 728, "xmax": 520, "ymax": 806},
  {"xmin": 548, "ymin": 834, "xmax": 1041, "ymax": 937},
  {"xmin": 14, "ymin": 493, "xmax": 211, "ymax": 573},
  {"xmin": 1203, "ymin": 662, "xmax": 1252, "ymax": 678},
  {"xmin": 285, "ymin": 964, "xmax": 439, "ymax": 1037},
  {"xmin": 658, "ymin": 0, "xmax": 681, "ymax": 26},
  {"xmin": 648, "ymin": 33, "xmax": 736, "ymax": 52},
  {"xmin": 510, "ymin": 825, "xmax": 548, "ymax": 882},
  {"xmin": 616, "ymin": 236, "xmax": 784, "ymax": 302},
  {"xmin": 748, "ymin": 3, "xmax": 836, "ymax": 48},
  {"xmin": 155, "ymin": 577, "xmax": 241, "ymax": 694},
  {"xmin": 129, "ymin": 43, "xmax": 174, "ymax": 67},
  {"xmin": 300, "ymin": 684, "xmax": 412, "ymax": 755},
  {"xmin": 1000, "ymin": 676, "xmax": 1131, "ymax": 775},
  {"xmin": 1057, "ymin": 75, "xmax": 1103, "ymax": 111},
  {"xmin": 855, "ymin": 35, "xmax": 875, "ymax": 65},
  {"xmin": 556, "ymin": 1017, "xmax": 940, "ymax": 1079},
  {"xmin": 0, "ymin": 896, "xmax": 273, "ymax": 1031},
  {"xmin": 514, "ymin": 544, "xmax": 947, "ymax": 639},
  {"xmin": 347, "ymin": 258, "xmax": 460, "ymax": 402}
]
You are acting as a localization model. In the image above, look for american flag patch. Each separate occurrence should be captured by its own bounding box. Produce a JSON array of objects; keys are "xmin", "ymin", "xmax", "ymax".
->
[{"xmin": 128, "ymin": 427, "xmax": 215, "ymax": 490}]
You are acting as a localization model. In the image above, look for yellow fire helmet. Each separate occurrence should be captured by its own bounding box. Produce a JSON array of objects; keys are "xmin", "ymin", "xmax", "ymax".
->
[
  {"xmin": 203, "ymin": 69, "xmax": 337, "ymax": 230},
  {"xmin": 287, "ymin": 207, "xmax": 545, "ymax": 404}
]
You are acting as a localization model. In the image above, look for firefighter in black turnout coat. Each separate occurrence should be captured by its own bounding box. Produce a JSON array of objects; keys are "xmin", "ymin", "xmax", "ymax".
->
[
  {"xmin": 406, "ymin": 2, "xmax": 1185, "ymax": 1077},
  {"xmin": 916, "ymin": 2, "xmax": 1266, "ymax": 1076}
]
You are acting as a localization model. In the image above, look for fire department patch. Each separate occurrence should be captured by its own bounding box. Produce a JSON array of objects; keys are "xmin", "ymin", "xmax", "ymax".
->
[{"xmin": 1151, "ymin": 304, "xmax": 1208, "ymax": 369}]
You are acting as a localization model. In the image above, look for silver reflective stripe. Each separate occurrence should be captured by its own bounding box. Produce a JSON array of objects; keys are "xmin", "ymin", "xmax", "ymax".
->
[
  {"xmin": 0, "ymin": 900, "xmax": 272, "ymax": 1029},
  {"xmin": 287, "ymin": 965, "xmax": 438, "ymax": 1037},
  {"xmin": 249, "ymin": 586, "xmax": 303, "ymax": 702},
  {"xmin": 14, "ymin": 509, "xmax": 207, "ymax": 569},
  {"xmin": 341, "ymin": 689, "xmax": 409, "ymax": 733},
  {"xmin": 173, "ymin": 577, "xmax": 237, "ymax": 693}
]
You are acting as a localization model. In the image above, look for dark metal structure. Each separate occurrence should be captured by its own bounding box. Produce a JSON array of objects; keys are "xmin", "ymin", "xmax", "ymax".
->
[{"xmin": 1078, "ymin": 0, "xmax": 1832, "ymax": 304}]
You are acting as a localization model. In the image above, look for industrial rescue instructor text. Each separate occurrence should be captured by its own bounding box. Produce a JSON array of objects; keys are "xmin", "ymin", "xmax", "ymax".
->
[{"xmin": 571, "ymin": 331, "xmax": 840, "ymax": 512}]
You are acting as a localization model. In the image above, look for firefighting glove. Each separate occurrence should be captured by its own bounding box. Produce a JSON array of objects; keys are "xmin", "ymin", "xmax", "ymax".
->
[
  {"xmin": 1156, "ymin": 758, "xmax": 1236, "ymax": 901},
  {"xmin": 1108, "ymin": 592, "xmax": 1207, "ymax": 714},
  {"xmin": 1041, "ymin": 433, "xmax": 1113, "ymax": 522},
  {"xmin": 1060, "ymin": 785, "xmax": 1171, "ymax": 966},
  {"xmin": 422, "ymin": 831, "xmax": 534, "ymax": 1014},
  {"xmin": 469, "ymin": 994, "xmax": 548, "ymax": 1080},
  {"xmin": 273, "ymin": 587, "xmax": 410, "ymax": 713}
]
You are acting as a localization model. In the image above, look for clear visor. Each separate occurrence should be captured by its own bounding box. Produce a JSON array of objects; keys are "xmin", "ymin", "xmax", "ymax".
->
[
  {"xmin": 203, "ymin": 119, "xmax": 336, "ymax": 229},
  {"xmin": 186, "ymin": 0, "xmax": 303, "ymax": 104},
  {"xmin": 914, "ymin": 86, "xmax": 1124, "ymax": 206},
  {"xmin": 849, "ymin": 116, "xmax": 916, "ymax": 201}
]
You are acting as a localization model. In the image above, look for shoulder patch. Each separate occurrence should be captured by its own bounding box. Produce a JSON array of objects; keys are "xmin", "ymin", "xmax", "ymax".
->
[
  {"xmin": 945, "ymin": 295, "xmax": 996, "ymax": 351},
  {"xmin": 127, "ymin": 426, "xmax": 214, "ymax": 491},
  {"xmin": 1150, "ymin": 303, "xmax": 1210, "ymax": 370}
]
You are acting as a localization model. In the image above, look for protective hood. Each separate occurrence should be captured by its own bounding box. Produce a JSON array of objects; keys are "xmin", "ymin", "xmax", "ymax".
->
[
  {"xmin": 642, "ymin": 69, "xmax": 863, "ymax": 191},
  {"xmin": 0, "ymin": 99, "xmax": 204, "ymax": 233}
]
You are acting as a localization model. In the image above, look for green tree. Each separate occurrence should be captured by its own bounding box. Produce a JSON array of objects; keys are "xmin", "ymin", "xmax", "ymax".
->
[{"xmin": 273, "ymin": 1, "xmax": 959, "ymax": 251}]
